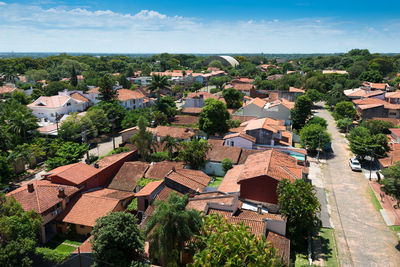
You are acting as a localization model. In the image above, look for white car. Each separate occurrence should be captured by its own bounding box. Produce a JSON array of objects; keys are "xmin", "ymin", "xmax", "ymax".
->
[{"xmin": 349, "ymin": 158, "xmax": 362, "ymax": 171}]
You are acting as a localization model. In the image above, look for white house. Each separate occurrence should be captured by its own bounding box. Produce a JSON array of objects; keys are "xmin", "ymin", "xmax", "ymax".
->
[
  {"xmin": 117, "ymin": 89, "xmax": 145, "ymax": 110},
  {"xmin": 223, "ymin": 132, "xmax": 255, "ymax": 149},
  {"xmin": 28, "ymin": 95, "xmax": 87, "ymax": 122}
]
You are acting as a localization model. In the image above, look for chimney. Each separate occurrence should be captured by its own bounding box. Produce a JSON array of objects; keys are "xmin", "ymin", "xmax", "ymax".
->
[
  {"xmin": 58, "ymin": 187, "xmax": 66, "ymax": 198},
  {"xmin": 27, "ymin": 183, "xmax": 34, "ymax": 193},
  {"xmin": 94, "ymin": 163, "xmax": 99, "ymax": 169},
  {"xmin": 257, "ymin": 204, "xmax": 263, "ymax": 214},
  {"xmin": 172, "ymin": 167, "xmax": 176, "ymax": 172}
]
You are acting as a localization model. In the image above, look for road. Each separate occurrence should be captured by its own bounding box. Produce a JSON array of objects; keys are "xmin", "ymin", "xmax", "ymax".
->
[{"xmin": 314, "ymin": 104, "xmax": 400, "ymax": 267}]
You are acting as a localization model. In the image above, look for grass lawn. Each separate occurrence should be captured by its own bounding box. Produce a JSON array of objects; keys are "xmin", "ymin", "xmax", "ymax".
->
[
  {"xmin": 294, "ymin": 143, "xmax": 303, "ymax": 149},
  {"xmin": 369, "ymin": 186, "xmax": 383, "ymax": 211},
  {"xmin": 46, "ymin": 235, "xmax": 84, "ymax": 254},
  {"xmin": 390, "ymin": 226, "xmax": 400, "ymax": 236},
  {"xmin": 208, "ymin": 176, "xmax": 224, "ymax": 188},
  {"xmin": 295, "ymin": 253, "xmax": 309, "ymax": 267},
  {"xmin": 319, "ymin": 228, "xmax": 338, "ymax": 267}
]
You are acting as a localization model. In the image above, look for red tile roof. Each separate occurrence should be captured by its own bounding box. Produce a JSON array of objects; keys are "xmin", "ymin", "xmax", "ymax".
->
[
  {"xmin": 238, "ymin": 150, "xmax": 303, "ymax": 183},
  {"xmin": 87, "ymin": 87, "xmax": 100, "ymax": 94},
  {"xmin": 181, "ymin": 107, "xmax": 203, "ymax": 114},
  {"xmin": 117, "ymin": 89, "xmax": 144, "ymax": 101},
  {"xmin": 206, "ymin": 144, "xmax": 242, "ymax": 164},
  {"xmin": 144, "ymin": 161, "xmax": 185, "ymax": 180},
  {"xmin": 266, "ymin": 231, "xmax": 290, "ymax": 264},
  {"xmin": 0, "ymin": 85, "xmax": 17, "ymax": 94},
  {"xmin": 45, "ymin": 162, "xmax": 99, "ymax": 186},
  {"xmin": 245, "ymin": 97, "xmax": 266, "ymax": 108},
  {"xmin": 172, "ymin": 115, "xmax": 199, "ymax": 126},
  {"xmin": 74, "ymin": 236, "xmax": 93, "ymax": 253},
  {"xmin": 166, "ymin": 169, "xmax": 211, "ymax": 192},
  {"xmin": 370, "ymin": 83, "xmax": 388, "ymax": 90},
  {"xmin": 96, "ymin": 151, "xmax": 136, "ymax": 169},
  {"xmin": 28, "ymin": 95, "xmax": 70, "ymax": 109},
  {"xmin": 108, "ymin": 161, "xmax": 149, "ymax": 191},
  {"xmin": 218, "ymin": 165, "xmax": 243, "ymax": 193},
  {"xmin": 135, "ymin": 180, "xmax": 164, "ymax": 197},
  {"xmin": 70, "ymin": 92, "xmax": 89, "ymax": 102},
  {"xmin": 186, "ymin": 193, "xmax": 236, "ymax": 211},
  {"xmin": 153, "ymin": 126, "xmax": 195, "ymax": 139},
  {"xmin": 289, "ymin": 87, "xmax": 305, "ymax": 93},
  {"xmin": 7, "ymin": 180, "xmax": 79, "ymax": 214},
  {"xmin": 223, "ymin": 132, "xmax": 256, "ymax": 143}
]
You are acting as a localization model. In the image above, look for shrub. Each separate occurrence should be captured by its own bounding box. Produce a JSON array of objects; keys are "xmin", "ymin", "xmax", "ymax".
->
[
  {"xmin": 35, "ymin": 247, "xmax": 70, "ymax": 264},
  {"xmin": 222, "ymin": 158, "xmax": 233, "ymax": 173},
  {"xmin": 150, "ymin": 151, "xmax": 169, "ymax": 162}
]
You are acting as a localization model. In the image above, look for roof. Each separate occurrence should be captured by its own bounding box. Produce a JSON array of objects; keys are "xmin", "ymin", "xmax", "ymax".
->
[
  {"xmin": 370, "ymin": 83, "xmax": 388, "ymax": 90},
  {"xmin": 231, "ymin": 115, "xmax": 257, "ymax": 123},
  {"xmin": 186, "ymin": 91, "xmax": 219, "ymax": 100},
  {"xmin": 223, "ymin": 132, "xmax": 256, "ymax": 143},
  {"xmin": 245, "ymin": 97, "xmax": 266, "ymax": 108},
  {"xmin": 70, "ymin": 92, "xmax": 89, "ymax": 102},
  {"xmin": 280, "ymin": 98, "xmax": 295, "ymax": 110},
  {"xmin": 238, "ymin": 150, "xmax": 303, "ymax": 183},
  {"xmin": 242, "ymin": 117, "xmax": 285, "ymax": 133},
  {"xmin": 74, "ymin": 236, "xmax": 93, "ymax": 254},
  {"xmin": 59, "ymin": 189, "xmax": 133, "ymax": 227},
  {"xmin": 386, "ymin": 91, "xmax": 400, "ymax": 99},
  {"xmin": 289, "ymin": 87, "xmax": 305, "ymax": 93},
  {"xmin": 266, "ymin": 231, "xmax": 290, "ymax": 264},
  {"xmin": 166, "ymin": 169, "xmax": 211, "ymax": 192},
  {"xmin": 96, "ymin": 151, "xmax": 136, "ymax": 169},
  {"xmin": 0, "ymin": 85, "xmax": 16, "ymax": 94},
  {"xmin": 207, "ymin": 138, "xmax": 225, "ymax": 147},
  {"xmin": 218, "ymin": 55, "xmax": 240, "ymax": 67},
  {"xmin": 45, "ymin": 162, "xmax": 99, "ymax": 186},
  {"xmin": 238, "ymin": 149, "xmax": 264, "ymax": 164},
  {"xmin": 371, "ymin": 117, "xmax": 400, "ymax": 126},
  {"xmin": 117, "ymin": 89, "xmax": 144, "ymax": 101},
  {"xmin": 172, "ymin": 115, "xmax": 199, "ymax": 126},
  {"xmin": 7, "ymin": 180, "xmax": 79, "ymax": 214},
  {"xmin": 144, "ymin": 161, "xmax": 185, "ymax": 180},
  {"xmin": 207, "ymin": 144, "xmax": 242, "ymax": 164},
  {"xmin": 186, "ymin": 193, "xmax": 236, "ymax": 211},
  {"xmin": 107, "ymin": 162, "xmax": 149, "ymax": 191},
  {"xmin": 217, "ymin": 165, "xmax": 243, "ymax": 193},
  {"xmin": 28, "ymin": 95, "xmax": 70, "ymax": 109},
  {"xmin": 390, "ymin": 128, "xmax": 400, "ymax": 136},
  {"xmin": 87, "ymin": 87, "xmax": 100, "ymax": 94},
  {"xmin": 135, "ymin": 180, "xmax": 164, "ymax": 197},
  {"xmin": 233, "ymin": 83, "xmax": 253, "ymax": 91},
  {"xmin": 153, "ymin": 126, "xmax": 195, "ymax": 139},
  {"xmin": 37, "ymin": 123, "xmax": 58, "ymax": 134},
  {"xmin": 181, "ymin": 107, "xmax": 203, "ymax": 114}
]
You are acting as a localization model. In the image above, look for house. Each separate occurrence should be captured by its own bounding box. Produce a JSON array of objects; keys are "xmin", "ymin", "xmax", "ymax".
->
[
  {"xmin": 7, "ymin": 180, "xmax": 80, "ymax": 243},
  {"xmin": 136, "ymin": 180, "xmax": 165, "ymax": 212},
  {"xmin": 385, "ymin": 91, "xmax": 400, "ymax": 104},
  {"xmin": 0, "ymin": 84, "xmax": 18, "ymax": 96},
  {"xmin": 144, "ymin": 161, "xmax": 185, "ymax": 180},
  {"xmin": 237, "ymin": 97, "xmax": 294, "ymax": 121},
  {"xmin": 237, "ymin": 150, "xmax": 305, "ymax": 208},
  {"xmin": 165, "ymin": 168, "xmax": 211, "ymax": 194},
  {"xmin": 205, "ymin": 144, "xmax": 242, "ymax": 176},
  {"xmin": 117, "ymin": 89, "xmax": 145, "ymax": 110},
  {"xmin": 231, "ymin": 78, "xmax": 255, "ymax": 97},
  {"xmin": 107, "ymin": 161, "xmax": 150, "ymax": 192},
  {"xmin": 239, "ymin": 97, "xmax": 267, "ymax": 117},
  {"xmin": 343, "ymin": 88, "xmax": 385, "ymax": 100},
  {"xmin": 183, "ymin": 92, "xmax": 220, "ymax": 108},
  {"xmin": 28, "ymin": 95, "xmax": 88, "ymax": 122},
  {"xmin": 322, "ymin": 70, "xmax": 348, "ymax": 75},
  {"xmin": 152, "ymin": 125, "xmax": 196, "ymax": 141},
  {"xmin": 217, "ymin": 165, "xmax": 243, "ymax": 193},
  {"xmin": 57, "ymin": 188, "xmax": 134, "ymax": 236},
  {"xmin": 353, "ymin": 98, "xmax": 400, "ymax": 119},
  {"xmin": 58, "ymin": 90, "xmax": 91, "ymax": 109},
  {"xmin": 181, "ymin": 107, "xmax": 203, "ymax": 116},
  {"xmin": 223, "ymin": 132, "xmax": 256, "ymax": 149},
  {"xmin": 171, "ymin": 115, "xmax": 199, "ymax": 126},
  {"xmin": 86, "ymin": 87, "xmax": 101, "ymax": 104}
]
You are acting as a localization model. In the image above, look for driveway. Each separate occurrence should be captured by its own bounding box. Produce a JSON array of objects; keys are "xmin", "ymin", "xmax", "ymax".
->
[
  {"xmin": 314, "ymin": 104, "xmax": 400, "ymax": 266},
  {"xmin": 83, "ymin": 135, "xmax": 123, "ymax": 161}
]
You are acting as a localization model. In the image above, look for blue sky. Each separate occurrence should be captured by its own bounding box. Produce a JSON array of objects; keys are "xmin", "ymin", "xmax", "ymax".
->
[{"xmin": 1, "ymin": 0, "xmax": 400, "ymax": 53}]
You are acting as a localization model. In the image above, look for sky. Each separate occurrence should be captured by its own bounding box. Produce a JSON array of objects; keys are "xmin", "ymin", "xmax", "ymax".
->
[{"xmin": 0, "ymin": 0, "xmax": 400, "ymax": 53}]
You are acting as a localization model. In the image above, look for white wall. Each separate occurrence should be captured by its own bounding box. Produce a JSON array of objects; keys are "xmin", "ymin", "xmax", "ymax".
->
[
  {"xmin": 202, "ymin": 162, "xmax": 225, "ymax": 177},
  {"xmin": 225, "ymin": 136, "xmax": 253, "ymax": 149},
  {"xmin": 30, "ymin": 98, "xmax": 86, "ymax": 122}
]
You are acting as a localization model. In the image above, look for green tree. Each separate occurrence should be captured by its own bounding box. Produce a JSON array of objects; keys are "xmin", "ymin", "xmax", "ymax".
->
[
  {"xmin": 45, "ymin": 142, "xmax": 88, "ymax": 170},
  {"xmin": 208, "ymin": 60, "xmax": 224, "ymax": 69},
  {"xmin": 291, "ymin": 95, "xmax": 313, "ymax": 130},
  {"xmin": 222, "ymin": 88, "xmax": 243, "ymax": 109},
  {"xmin": 277, "ymin": 179, "xmax": 321, "ymax": 249},
  {"xmin": 336, "ymin": 118, "xmax": 353, "ymax": 133},
  {"xmin": 154, "ymin": 96, "xmax": 177, "ymax": 120},
  {"xmin": 131, "ymin": 116, "xmax": 153, "ymax": 160},
  {"xmin": 0, "ymin": 193, "xmax": 42, "ymax": 267},
  {"xmin": 162, "ymin": 135, "xmax": 179, "ymax": 159},
  {"xmin": 209, "ymin": 76, "xmax": 231, "ymax": 90},
  {"xmin": 98, "ymin": 74, "xmax": 117, "ymax": 102},
  {"xmin": 118, "ymin": 74, "xmax": 131, "ymax": 89},
  {"xmin": 145, "ymin": 193, "xmax": 202, "ymax": 267},
  {"xmin": 300, "ymin": 124, "xmax": 331, "ymax": 151},
  {"xmin": 307, "ymin": 116, "xmax": 327, "ymax": 128},
  {"xmin": 0, "ymin": 156, "xmax": 14, "ymax": 185},
  {"xmin": 348, "ymin": 126, "xmax": 389, "ymax": 159},
  {"xmin": 222, "ymin": 158, "xmax": 233, "ymax": 173},
  {"xmin": 305, "ymin": 89, "xmax": 323, "ymax": 102},
  {"xmin": 178, "ymin": 139, "xmax": 209, "ymax": 170},
  {"xmin": 191, "ymin": 215, "xmax": 285, "ymax": 267},
  {"xmin": 380, "ymin": 162, "xmax": 400, "ymax": 206},
  {"xmin": 43, "ymin": 81, "xmax": 67, "ymax": 96},
  {"xmin": 334, "ymin": 101, "xmax": 356, "ymax": 120},
  {"xmin": 361, "ymin": 119, "xmax": 394, "ymax": 135},
  {"xmin": 91, "ymin": 212, "xmax": 145, "ymax": 267},
  {"xmin": 86, "ymin": 108, "xmax": 111, "ymax": 135},
  {"xmin": 7, "ymin": 108, "xmax": 38, "ymax": 142},
  {"xmin": 70, "ymin": 65, "xmax": 78, "ymax": 87},
  {"xmin": 358, "ymin": 70, "xmax": 382, "ymax": 83},
  {"xmin": 199, "ymin": 99, "xmax": 230, "ymax": 136},
  {"xmin": 148, "ymin": 74, "xmax": 171, "ymax": 102}
]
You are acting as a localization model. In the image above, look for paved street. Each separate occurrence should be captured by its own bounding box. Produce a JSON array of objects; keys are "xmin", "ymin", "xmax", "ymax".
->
[{"xmin": 314, "ymin": 104, "xmax": 400, "ymax": 267}]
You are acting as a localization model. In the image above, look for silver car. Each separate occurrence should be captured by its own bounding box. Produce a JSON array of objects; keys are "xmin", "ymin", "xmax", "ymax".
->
[{"xmin": 349, "ymin": 158, "xmax": 362, "ymax": 171}]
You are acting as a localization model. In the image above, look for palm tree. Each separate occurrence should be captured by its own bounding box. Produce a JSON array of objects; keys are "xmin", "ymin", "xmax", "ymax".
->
[
  {"xmin": 161, "ymin": 135, "xmax": 179, "ymax": 159},
  {"xmin": 148, "ymin": 74, "xmax": 171, "ymax": 102},
  {"xmin": 145, "ymin": 193, "xmax": 202, "ymax": 266},
  {"xmin": 131, "ymin": 116, "xmax": 153, "ymax": 160},
  {"xmin": 8, "ymin": 109, "xmax": 38, "ymax": 142}
]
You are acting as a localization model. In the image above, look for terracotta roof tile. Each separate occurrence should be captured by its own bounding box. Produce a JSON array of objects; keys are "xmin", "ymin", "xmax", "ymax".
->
[
  {"xmin": 70, "ymin": 92, "xmax": 89, "ymax": 102},
  {"xmin": 238, "ymin": 149, "xmax": 264, "ymax": 164},
  {"xmin": 108, "ymin": 162, "xmax": 149, "ymax": 191},
  {"xmin": 0, "ymin": 85, "xmax": 16, "ymax": 94},
  {"xmin": 172, "ymin": 115, "xmax": 199, "ymax": 126},
  {"xmin": 7, "ymin": 180, "xmax": 79, "ymax": 214},
  {"xmin": 370, "ymin": 83, "xmax": 388, "ymax": 90},
  {"xmin": 218, "ymin": 165, "xmax": 243, "ymax": 193},
  {"xmin": 87, "ymin": 87, "xmax": 100, "ymax": 94},
  {"xmin": 266, "ymin": 231, "xmax": 290, "ymax": 264},
  {"xmin": 153, "ymin": 126, "xmax": 195, "ymax": 139},
  {"xmin": 223, "ymin": 132, "xmax": 256, "ymax": 143},
  {"xmin": 207, "ymin": 138, "xmax": 225, "ymax": 147},
  {"xmin": 206, "ymin": 145, "xmax": 242, "ymax": 164},
  {"xmin": 181, "ymin": 107, "xmax": 202, "ymax": 115},
  {"xmin": 186, "ymin": 193, "xmax": 236, "ymax": 211},
  {"xmin": 96, "ymin": 151, "xmax": 136, "ymax": 169},
  {"xmin": 289, "ymin": 87, "xmax": 305, "ymax": 93},
  {"xmin": 117, "ymin": 89, "xmax": 145, "ymax": 101},
  {"xmin": 45, "ymin": 162, "xmax": 99, "ymax": 186},
  {"xmin": 166, "ymin": 169, "xmax": 211, "ymax": 192},
  {"xmin": 28, "ymin": 95, "xmax": 70, "ymax": 108},
  {"xmin": 245, "ymin": 97, "xmax": 266, "ymax": 108},
  {"xmin": 74, "ymin": 236, "xmax": 93, "ymax": 253},
  {"xmin": 231, "ymin": 115, "xmax": 257, "ymax": 123},
  {"xmin": 135, "ymin": 180, "xmax": 164, "ymax": 197},
  {"xmin": 144, "ymin": 161, "xmax": 185, "ymax": 180}
]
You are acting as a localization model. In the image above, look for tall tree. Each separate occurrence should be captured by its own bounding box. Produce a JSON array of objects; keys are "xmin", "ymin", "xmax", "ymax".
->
[
  {"xmin": 191, "ymin": 215, "xmax": 285, "ymax": 267},
  {"xmin": 381, "ymin": 162, "xmax": 400, "ymax": 206},
  {"xmin": 45, "ymin": 142, "xmax": 88, "ymax": 170},
  {"xmin": 209, "ymin": 76, "xmax": 231, "ymax": 91},
  {"xmin": 300, "ymin": 124, "xmax": 331, "ymax": 151},
  {"xmin": 290, "ymin": 95, "xmax": 313, "ymax": 130},
  {"xmin": 145, "ymin": 193, "xmax": 202, "ymax": 266},
  {"xmin": 98, "ymin": 74, "xmax": 117, "ymax": 102},
  {"xmin": 222, "ymin": 88, "xmax": 243, "ymax": 109},
  {"xmin": 70, "ymin": 65, "xmax": 78, "ymax": 87},
  {"xmin": 162, "ymin": 135, "xmax": 179, "ymax": 159},
  {"xmin": 334, "ymin": 101, "xmax": 356, "ymax": 120},
  {"xmin": 7, "ymin": 109, "xmax": 38, "ymax": 143},
  {"xmin": 118, "ymin": 74, "xmax": 130, "ymax": 89},
  {"xmin": 178, "ymin": 139, "xmax": 209, "ymax": 169},
  {"xmin": 148, "ymin": 74, "xmax": 171, "ymax": 102},
  {"xmin": 199, "ymin": 99, "xmax": 230, "ymax": 136},
  {"xmin": 130, "ymin": 116, "xmax": 153, "ymax": 160},
  {"xmin": 91, "ymin": 212, "xmax": 145, "ymax": 267},
  {"xmin": 277, "ymin": 179, "xmax": 321, "ymax": 249}
]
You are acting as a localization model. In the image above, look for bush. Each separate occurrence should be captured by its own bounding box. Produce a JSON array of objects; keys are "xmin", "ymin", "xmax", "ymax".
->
[
  {"xmin": 307, "ymin": 116, "xmax": 327, "ymax": 128},
  {"xmin": 150, "ymin": 151, "xmax": 169, "ymax": 162},
  {"xmin": 222, "ymin": 158, "xmax": 233, "ymax": 173},
  {"xmin": 35, "ymin": 247, "xmax": 70, "ymax": 264},
  {"xmin": 126, "ymin": 198, "xmax": 138, "ymax": 212},
  {"xmin": 210, "ymin": 88, "xmax": 219, "ymax": 94},
  {"xmin": 336, "ymin": 118, "xmax": 353, "ymax": 132}
]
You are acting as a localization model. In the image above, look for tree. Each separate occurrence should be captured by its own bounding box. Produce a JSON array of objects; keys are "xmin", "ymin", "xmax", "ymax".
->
[
  {"xmin": 336, "ymin": 118, "xmax": 353, "ymax": 133},
  {"xmin": 178, "ymin": 139, "xmax": 209, "ymax": 169},
  {"xmin": 300, "ymin": 124, "xmax": 331, "ymax": 151},
  {"xmin": 145, "ymin": 193, "xmax": 202, "ymax": 266},
  {"xmin": 191, "ymin": 215, "xmax": 285, "ymax": 267},
  {"xmin": 7, "ymin": 108, "xmax": 38, "ymax": 142},
  {"xmin": 86, "ymin": 108, "xmax": 111, "ymax": 135},
  {"xmin": 222, "ymin": 88, "xmax": 243, "ymax": 109},
  {"xmin": 131, "ymin": 116, "xmax": 153, "ymax": 160},
  {"xmin": 199, "ymin": 99, "xmax": 230, "ymax": 136},
  {"xmin": 98, "ymin": 74, "xmax": 117, "ymax": 102},
  {"xmin": 291, "ymin": 95, "xmax": 313, "ymax": 130},
  {"xmin": 277, "ymin": 179, "xmax": 321, "ymax": 249},
  {"xmin": 305, "ymin": 89, "xmax": 323, "ymax": 102},
  {"xmin": 91, "ymin": 212, "xmax": 145, "ymax": 267},
  {"xmin": 361, "ymin": 119, "xmax": 394, "ymax": 135},
  {"xmin": 0, "ymin": 156, "xmax": 14, "ymax": 185},
  {"xmin": 348, "ymin": 126, "xmax": 389, "ymax": 159},
  {"xmin": 162, "ymin": 135, "xmax": 179, "ymax": 159},
  {"xmin": 358, "ymin": 70, "xmax": 382, "ymax": 83},
  {"xmin": 43, "ymin": 81, "xmax": 67, "ymax": 96},
  {"xmin": 45, "ymin": 142, "xmax": 88, "ymax": 170},
  {"xmin": 118, "ymin": 74, "xmax": 131, "ymax": 89},
  {"xmin": 70, "ymin": 65, "xmax": 78, "ymax": 87},
  {"xmin": 209, "ymin": 76, "xmax": 231, "ymax": 91},
  {"xmin": 148, "ymin": 74, "xmax": 171, "ymax": 102},
  {"xmin": 208, "ymin": 60, "xmax": 224, "ymax": 69},
  {"xmin": 154, "ymin": 96, "xmax": 177, "ymax": 120},
  {"xmin": 307, "ymin": 116, "xmax": 327, "ymax": 128},
  {"xmin": 381, "ymin": 162, "xmax": 400, "ymax": 206},
  {"xmin": 334, "ymin": 101, "xmax": 356, "ymax": 120},
  {"xmin": 0, "ymin": 193, "xmax": 42, "ymax": 267},
  {"xmin": 222, "ymin": 158, "xmax": 233, "ymax": 173}
]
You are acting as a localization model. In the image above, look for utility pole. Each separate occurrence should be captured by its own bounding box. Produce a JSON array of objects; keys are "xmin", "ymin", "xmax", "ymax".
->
[
  {"xmin": 369, "ymin": 149, "xmax": 373, "ymax": 181},
  {"xmin": 317, "ymin": 132, "xmax": 322, "ymax": 162},
  {"xmin": 109, "ymin": 117, "xmax": 116, "ymax": 150},
  {"xmin": 81, "ymin": 127, "xmax": 90, "ymax": 164}
]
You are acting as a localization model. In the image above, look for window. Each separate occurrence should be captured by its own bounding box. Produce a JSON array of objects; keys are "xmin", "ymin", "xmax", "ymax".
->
[
  {"xmin": 66, "ymin": 102, "xmax": 71, "ymax": 106},
  {"xmin": 231, "ymin": 141, "xmax": 234, "ymax": 146},
  {"xmin": 56, "ymin": 202, "xmax": 61, "ymax": 208},
  {"xmin": 50, "ymin": 113, "xmax": 54, "ymax": 117},
  {"xmin": 80, "ymin": 225, "xmax": 85, "ymax": 229},
  {"xmin": 389, "ymin": 112, "xmax": 397, "ymax": 116}
]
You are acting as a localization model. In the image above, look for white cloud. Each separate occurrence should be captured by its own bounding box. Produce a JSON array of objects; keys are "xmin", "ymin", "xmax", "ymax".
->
[
  {"xmin": 0, "ymin": 3, "xmax": 398, "ymax": 53},
  {"xmin": 0, "ymin": 2, "xmax": 7, "ymax": 6}
]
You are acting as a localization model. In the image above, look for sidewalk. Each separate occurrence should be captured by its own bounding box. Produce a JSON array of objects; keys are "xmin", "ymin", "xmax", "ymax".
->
[{"xmin": 370, "ymin": 181, "xmax": 400, "ymax": 226}]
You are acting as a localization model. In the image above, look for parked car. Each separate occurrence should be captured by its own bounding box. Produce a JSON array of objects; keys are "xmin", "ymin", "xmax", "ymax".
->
[{"xmin": 349, "ymin": 158, "xmax": 362, "ymax": 171}]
